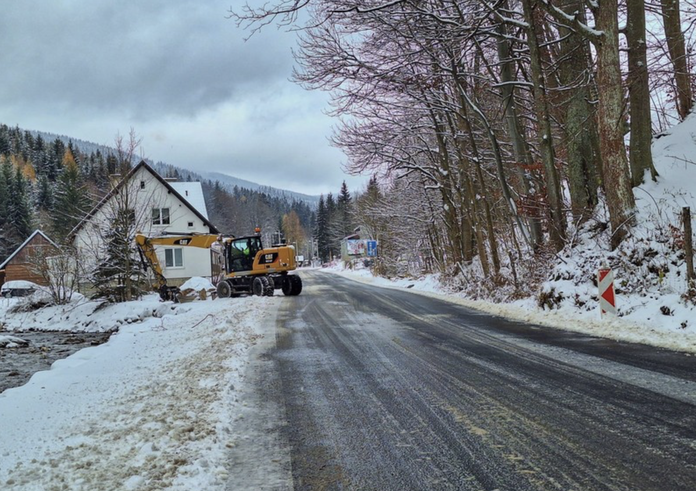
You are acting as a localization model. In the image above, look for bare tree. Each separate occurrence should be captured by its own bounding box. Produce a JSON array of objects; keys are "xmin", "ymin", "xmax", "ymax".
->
[
  {"xmin": 73, "ymin": 131, "xmax": 182, "ymax": 302},
  {"xmin": 627, "ymin": 0, "xmax": 658, "ymax": 186},
  {"xmin": 660, "ymin": 0, "xmax": 694, "ymax": 120},
  {"xmin": 28, "ymin": 246, "xmax": 81, "ymax": 305},
  {"xmin": 542, "ymin": 0, "xmax": 636, "ymax": 248},
  {"xmin": 494, "ymin": 1, "xmax": 544, "ymax": 246},
  {"xmin": 554, "ymin": 0, "xmax": 600, "ymax": 222},
  {"xmin": 520, "ymin": 0, "xmax": 566, "ymax": 251}
]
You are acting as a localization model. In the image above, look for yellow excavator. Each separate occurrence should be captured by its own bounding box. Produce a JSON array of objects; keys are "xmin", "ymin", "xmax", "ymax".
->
[{"xmin": 135, "ymin": 229, "xmax": 302, "ymax": 301}]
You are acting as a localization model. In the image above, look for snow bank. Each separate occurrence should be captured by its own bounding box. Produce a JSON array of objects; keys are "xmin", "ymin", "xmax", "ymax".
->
[
  {"xmin": 0, "ymin": 295, "xmax": 281, "ymax": 490},
  {"xmin": 179, "ymin": 277, "xmax": 215, "ymax": 292},
  {"xmin": 0, "ymin": 294, "xmax": 175, "ymax": 332}
]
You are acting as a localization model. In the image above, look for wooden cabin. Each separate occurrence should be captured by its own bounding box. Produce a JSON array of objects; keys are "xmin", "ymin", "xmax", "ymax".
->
[{"xmin": 0, "ymin": 230, "xmax": 60, "ymax": 288}]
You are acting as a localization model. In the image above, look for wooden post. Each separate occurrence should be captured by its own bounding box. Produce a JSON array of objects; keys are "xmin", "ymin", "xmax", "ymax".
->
[{"xmin": 684, "ymin": 207, "xmax": 694, "ymax": 286}]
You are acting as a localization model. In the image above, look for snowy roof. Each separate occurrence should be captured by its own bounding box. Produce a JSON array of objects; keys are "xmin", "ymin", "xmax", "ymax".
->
[
  {"xmin": 169, "ymin": 182, "xmax": 209, "ymax": 220},
  {"xmin": 0, "ymin": 230, "xmax": 59, "ymax": 270}
]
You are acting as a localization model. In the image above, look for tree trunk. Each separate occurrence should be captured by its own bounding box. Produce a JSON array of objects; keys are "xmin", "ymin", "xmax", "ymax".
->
[
  {"xmin": 627, "ymin": 0, "xmax": 658, "ymax": 186},
  {"xmin": 521, "ymin": 0, "xmax": 566, "ymax": 251},
  {"xmin": 556, "ymin": 0, "xmax": 600, "ymax": 221},
  {"xmin": 660, "ymin": 0, "xmax": 694, "ymax": 120},
  {"xmin": 495, "ymin": 5, "xmax": 544, "ymax": 249},
  {"xmin": 430, "ymin": 110, "xmax": 471, "ymax": 268},
  {"xmin": 595, "ymin": 0, "xmax": 637, "ymax": 248},
  {"xmin": 683, "ymin": 207, "xmax": 694, "ymax": 285}
]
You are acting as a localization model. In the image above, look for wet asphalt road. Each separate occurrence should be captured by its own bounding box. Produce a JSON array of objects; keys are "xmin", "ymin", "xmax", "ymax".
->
[{"xmin": 270, "ymin": 270, "xmax": 696, "ymax": 491}]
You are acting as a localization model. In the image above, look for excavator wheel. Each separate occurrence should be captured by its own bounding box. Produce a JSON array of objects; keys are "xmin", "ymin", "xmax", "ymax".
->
[
  {"xmin": 281, "ymin": 276, "xmax": 292, "ymax": 296},
  {"xmin": 282, "ymin": 275, "xmax": 302, "ymax": 296},
  {"xmin": 252, "ymin": 276, "xmax": 274, "ymax": 297},
  {"xmin": 217, "ymin": 280, "xmax": 232, "ymax": 298}
]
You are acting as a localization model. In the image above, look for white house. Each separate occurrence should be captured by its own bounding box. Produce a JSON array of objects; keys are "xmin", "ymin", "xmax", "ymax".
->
[{"xmin": 71, "ymin": 161, "xmax": 219, "ymax": 287}]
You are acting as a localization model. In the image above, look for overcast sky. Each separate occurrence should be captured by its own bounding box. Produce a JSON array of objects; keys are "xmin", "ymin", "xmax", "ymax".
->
[{"xmin": 0, "ymin": 1, "xmax": 366, "ymax": 196}]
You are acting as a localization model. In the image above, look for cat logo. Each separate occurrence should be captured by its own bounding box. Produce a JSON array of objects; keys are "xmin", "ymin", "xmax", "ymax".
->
[{"xmin": 265, "ymin": 254, "xmax": 274, "ymax": 262}]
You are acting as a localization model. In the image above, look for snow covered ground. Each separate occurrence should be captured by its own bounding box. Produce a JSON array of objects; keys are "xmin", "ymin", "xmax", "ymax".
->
[{"xmin": 0, "ymin": 285, "xmax": 286, "ymax": 491}]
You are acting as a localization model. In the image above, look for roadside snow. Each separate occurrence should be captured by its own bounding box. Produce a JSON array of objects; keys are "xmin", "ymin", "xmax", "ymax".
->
[{"xmin": 0, "ymin": 294, "xmax": 283, "ymax": 491}]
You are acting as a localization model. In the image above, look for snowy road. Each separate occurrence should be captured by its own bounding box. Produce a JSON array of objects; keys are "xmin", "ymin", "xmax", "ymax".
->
[{"xmin": 268, "ymin": 270, "xmax": 696, "ymax": 490}]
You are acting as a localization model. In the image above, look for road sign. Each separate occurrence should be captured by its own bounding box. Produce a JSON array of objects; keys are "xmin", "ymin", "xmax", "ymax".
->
[{"xmin": 598, "ymin": 268, "xmax": 617, "ymax": 317}]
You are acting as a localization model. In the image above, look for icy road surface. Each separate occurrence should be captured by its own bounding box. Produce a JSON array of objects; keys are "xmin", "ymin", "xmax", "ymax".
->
[{"xmin": 267, "ymin": 270, "xmax": 696, "ymax": 490}]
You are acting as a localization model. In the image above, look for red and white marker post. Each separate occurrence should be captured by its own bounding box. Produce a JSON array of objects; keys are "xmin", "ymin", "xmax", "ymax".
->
[{"xmin": 598, "ymin": 267, "xmax": 617, "ymax": 317}]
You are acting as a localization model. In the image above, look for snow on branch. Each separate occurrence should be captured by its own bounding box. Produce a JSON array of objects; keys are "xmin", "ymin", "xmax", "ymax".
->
[
  {"xmin": 491, "ymin": 80, "xmax": 535, "ymax": 90},
  {"xmin": 537, "ymin": 0, "xmax": 603, "ymax": 41},
  {"xmin": 480, "ymin": 0, "xmax": 529, "ymax": 29}
]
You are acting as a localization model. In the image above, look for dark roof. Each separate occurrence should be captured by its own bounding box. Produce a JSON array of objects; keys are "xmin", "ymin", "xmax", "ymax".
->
[
  {"xmin": 0, "ymin": 230, "xmax": 60, "ymax": 270},
  {"xmin": 69, "ymin": 160, "xmax": 219, "ymax": 238}
]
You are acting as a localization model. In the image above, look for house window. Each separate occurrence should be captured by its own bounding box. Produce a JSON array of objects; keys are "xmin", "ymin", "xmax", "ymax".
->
[
  {"xmin": 188, "ymin": 221, "xmax": 194, "ymax": 228},
  {"xmin": 164, "ymin": 248, "xmax": 183, "ymax": 268},
  {"xmin": 152, "ymin": 207, "xmax": 170, "ymax": 225},
  {"xmin": 140, "ymin": 180, "xmax": 145, "ymax": 190}
]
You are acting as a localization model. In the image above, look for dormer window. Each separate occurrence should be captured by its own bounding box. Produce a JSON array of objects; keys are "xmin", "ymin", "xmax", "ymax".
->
[{"xmin": 152, "ymin": 207, "xmax": 170, "ymax": 225}]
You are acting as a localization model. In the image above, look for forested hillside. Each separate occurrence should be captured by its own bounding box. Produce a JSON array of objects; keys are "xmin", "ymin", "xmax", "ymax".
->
[{"xmin": 0, "ymin": 125, "xmax": 317, "ymax": 263}]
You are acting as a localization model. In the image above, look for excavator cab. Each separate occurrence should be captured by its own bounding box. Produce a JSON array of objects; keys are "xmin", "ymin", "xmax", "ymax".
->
[{"xmin": 227, "ymin": 236, "xmax": 262, "ymax": 273}]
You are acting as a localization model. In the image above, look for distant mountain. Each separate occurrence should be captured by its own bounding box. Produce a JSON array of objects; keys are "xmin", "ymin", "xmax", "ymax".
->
[
  {"xmin": 25, "ymin": 128, "xmax": 319, "ymax": 208},
  {"xmin": 29, "ymin": 130, "xmax": 116, "ymax": 159},
  {"xmin": 200, "ymin": 171, "xmax": 320, "ymax": 207}
]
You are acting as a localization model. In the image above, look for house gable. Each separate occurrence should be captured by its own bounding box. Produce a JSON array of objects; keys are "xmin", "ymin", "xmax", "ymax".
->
[
  {"xmin": 0, "ymin": 230, "xmax": 60, "ymax": 286},
  {"xmin": 69, "ymin": 160, "xmax": 218, "ymax": 239}
]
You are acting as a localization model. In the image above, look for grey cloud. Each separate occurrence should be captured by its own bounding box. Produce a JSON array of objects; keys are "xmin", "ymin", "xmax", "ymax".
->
[
  {"xmin": 0, "ymin": 1, "xmax": 295, "ymax": 120},
  {"xmin": 0, "ymin": 1, "xmax": 365, "ymax": 196}
]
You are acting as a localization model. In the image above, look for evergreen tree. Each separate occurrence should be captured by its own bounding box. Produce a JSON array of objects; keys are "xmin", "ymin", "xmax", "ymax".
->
[
  {"xmin": 52, "ymin": 149, "xmax": 93, "ymax": 242},
  {"xmin": 0, "ymin": 159, "xmax": 11, "ymax": 260},
  {"xmin": 0, "ymin": 127, "xmax": 10, "ymax": 156},
  {"xmin": 325, "ymin": 192, "xmax": 337, "ymax": 260},
  {"xmin": 36, "ymin": 174, "xmax": 54, "ymax": 211},
  {"xmin": 6, "ymin": 163, "xmax": 35, "ymax": 249},
  {"xmin": 32, "ymin": 134, "xmax": 48, "ymax": 176},
  {"xmin": 336, "ymin": 181, "xmax": 354, "ymax": 241},
  {"xmin": 91, "ymin": 207, "xmax": 146, "ymax": 302},
  {"xmin": 48, "ymin": 138, "xmax": 65, "ymax": 180},
  {"xmin": 316, "ymin": 195, "xmax": 329, "ymax": 262}
]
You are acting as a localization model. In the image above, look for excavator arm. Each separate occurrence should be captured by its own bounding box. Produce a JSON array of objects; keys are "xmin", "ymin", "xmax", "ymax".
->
[{"xmin": 135, "ymin": 233, "xmax": 220, "ymax": 301}]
